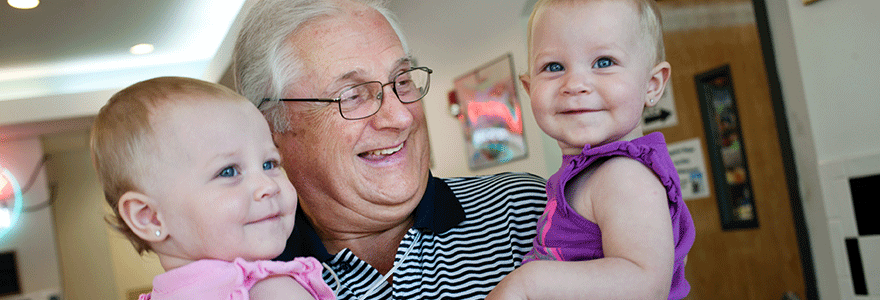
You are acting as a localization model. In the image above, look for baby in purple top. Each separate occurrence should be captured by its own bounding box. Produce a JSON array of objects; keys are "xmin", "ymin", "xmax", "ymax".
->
[{"xmin": 487, "ymin": 0, "xmax": 695, "ymax": 299}]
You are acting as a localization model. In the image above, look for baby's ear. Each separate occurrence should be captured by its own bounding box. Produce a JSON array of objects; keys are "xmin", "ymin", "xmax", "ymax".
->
[
  {"xmin": 118, "ymin": 191, "xmax": 166, "ymax": 242},
  {"xmin": 646, "ymin": 61, "xmax": 671, "ymax": 107},
  {"xmin": 519, "ymin": 74, "xmax": 532, "ymax": 92}
]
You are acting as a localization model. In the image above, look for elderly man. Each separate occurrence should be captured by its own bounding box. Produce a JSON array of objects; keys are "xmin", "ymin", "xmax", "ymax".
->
[{"xmin": 233, "ymin": 0, "xmax": 547, "ymax": 298}]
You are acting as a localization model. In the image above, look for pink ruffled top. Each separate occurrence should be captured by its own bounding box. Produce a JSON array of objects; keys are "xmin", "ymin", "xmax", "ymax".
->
[{"xmin": 139, "ymin": 257, "xmax": 335, "ymax": 300}]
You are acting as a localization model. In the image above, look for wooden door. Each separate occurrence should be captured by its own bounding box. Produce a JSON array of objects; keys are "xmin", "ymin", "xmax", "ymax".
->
[{"xmin": 654, "ymin": 0, "xmax": 810, "ymax": 299}]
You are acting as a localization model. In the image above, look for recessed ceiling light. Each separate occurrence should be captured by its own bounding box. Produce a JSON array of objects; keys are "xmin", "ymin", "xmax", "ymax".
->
[
  {"xmin": 8, "ymin": 0, "xmax": 39, "ymax": 9},
  {"xmin": 130, "ymin": 43, "xmax": 155, "ymax": 55}
]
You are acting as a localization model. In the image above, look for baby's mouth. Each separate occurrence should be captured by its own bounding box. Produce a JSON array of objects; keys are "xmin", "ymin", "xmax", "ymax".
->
[
  {"xmin": 561, "ymin": 108, "xmax": 597, "ymax": 115},
  {"xmin": 248, "ymin": 213, "xmax": 281, "ymax": 225},
  {"xmin": 359, "ymin": 143, "xmax": 404, "ymax": 158}
]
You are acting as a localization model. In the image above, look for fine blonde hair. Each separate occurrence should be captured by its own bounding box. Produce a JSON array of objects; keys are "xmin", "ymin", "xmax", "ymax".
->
[
  {"xmin": 89, "ymin": 76, "xmax": 244, "ymax": 254},
  {"xmin": 526, "ymin": 0, "xmax": 665, "ymax": 69}
]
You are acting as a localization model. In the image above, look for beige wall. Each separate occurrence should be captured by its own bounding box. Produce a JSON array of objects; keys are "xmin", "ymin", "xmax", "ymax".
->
[
  {"xmin": 45, "ymin": 134, "xmax": 117, "ymax": 300},
  {"xmin": 43, "ymin": 131, "xmax": 162, "ymax": 300}
]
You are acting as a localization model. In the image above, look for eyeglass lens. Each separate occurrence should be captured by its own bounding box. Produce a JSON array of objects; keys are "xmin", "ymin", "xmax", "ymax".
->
[{"xmin": 338, "ymin": 68, "xmax": 430, "ymax": 120}]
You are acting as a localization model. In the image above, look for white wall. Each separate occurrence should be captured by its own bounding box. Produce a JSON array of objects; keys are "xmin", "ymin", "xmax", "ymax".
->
[
  {"xmin": 0, "ymin": 138, "xmax": 61, "ymax": 299},
  {"xmin": 389, "ymin": 0, "xmax": 560, "ymax": 179},
  {"xmin": 784, "ymin": 1, "xmax": 880, "ymax": 163},
  {"xmin": 767, "ymin": 0, "xmax": 880, "ymax": 299}
]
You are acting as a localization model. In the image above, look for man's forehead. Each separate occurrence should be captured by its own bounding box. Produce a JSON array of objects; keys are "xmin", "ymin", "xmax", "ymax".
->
[
  {"xmin": 299, "ymin": 38, "xmax": 408, "ymax": 83},
  {"xmin": 331, "ymin": 56, "xmax": 413, "ymax": 80},
  {"xmin": 285, "ymin": 4, "xmax": 408, "ymax": 90}
]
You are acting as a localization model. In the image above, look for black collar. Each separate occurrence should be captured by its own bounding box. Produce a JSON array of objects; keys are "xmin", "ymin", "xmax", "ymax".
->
[{"xmin": 274, "ymin": 172, "xmax": 465, "ymax": 262}]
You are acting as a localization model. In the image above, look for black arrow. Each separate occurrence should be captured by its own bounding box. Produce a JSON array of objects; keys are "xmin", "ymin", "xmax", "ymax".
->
[{"xmin": 645, "ymin": 109, "xmax": 672, "ymax": 124}]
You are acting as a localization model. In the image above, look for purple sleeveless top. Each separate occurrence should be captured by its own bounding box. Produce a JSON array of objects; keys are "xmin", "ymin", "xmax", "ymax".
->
[{"xmin": 522, "ymin": 132, "xmax": 695, "ymax": 299}]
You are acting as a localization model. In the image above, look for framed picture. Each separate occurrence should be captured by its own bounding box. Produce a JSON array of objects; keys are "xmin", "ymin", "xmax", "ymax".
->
[
  {"xmin": 695, "ymin": 65, "xmax": 759, "ymax": 230},
  {"xmin": 453, "ymin": 53, "xmax": 527, "ymax": 170}
]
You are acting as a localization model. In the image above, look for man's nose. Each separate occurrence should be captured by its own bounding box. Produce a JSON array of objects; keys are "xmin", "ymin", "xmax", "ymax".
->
[{"xmin": 370, "ymin": 82, "xmax": 415, "ymax": 129}]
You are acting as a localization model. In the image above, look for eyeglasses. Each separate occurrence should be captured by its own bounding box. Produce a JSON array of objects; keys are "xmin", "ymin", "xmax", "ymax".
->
[{"xmin": 258, "ymin": 67, "xmax": 432, "ymax": 120}]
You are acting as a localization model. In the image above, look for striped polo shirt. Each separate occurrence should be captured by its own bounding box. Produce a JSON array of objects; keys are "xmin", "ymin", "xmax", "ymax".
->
[{"xmin": 275, "ymin": 172, "xmax": 547, "ymax": 299}]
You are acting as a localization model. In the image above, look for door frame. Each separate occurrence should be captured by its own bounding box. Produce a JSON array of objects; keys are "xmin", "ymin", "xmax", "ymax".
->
[{"xmin": 751, "ymin": 0, "xmax": 817, "ymax": 298}]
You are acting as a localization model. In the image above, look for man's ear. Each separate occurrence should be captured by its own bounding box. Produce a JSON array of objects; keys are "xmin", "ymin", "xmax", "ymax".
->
[
  {"xmin": 520, "ymin": 74, "xmax": 532, "ymax": 93},
  {"xmin": 118, "ymin": 191, "xmax": 166, "ymax": 242},
  {"xmin": 646, "ymin": 61, "xmax": 671, "ymax": 107}
]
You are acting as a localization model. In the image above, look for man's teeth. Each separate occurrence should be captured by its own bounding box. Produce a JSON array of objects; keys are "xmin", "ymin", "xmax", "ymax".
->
[{"xmin": 365, "ymin": 144, "xmax": 403, "ymax": 156}]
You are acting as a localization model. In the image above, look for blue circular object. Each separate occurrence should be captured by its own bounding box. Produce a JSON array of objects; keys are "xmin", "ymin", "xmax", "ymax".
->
[{"xmin": 0, "ymin": 167, "xmax": 23, "ymax": 240}]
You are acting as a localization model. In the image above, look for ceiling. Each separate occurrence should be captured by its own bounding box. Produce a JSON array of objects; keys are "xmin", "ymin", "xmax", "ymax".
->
[
  {"xmin": 0, "ymin": 0, "xmax": 250, "ymax": 140},
  {"xmin": 0, "ymin": 0, "xmax": 754, "ymax": 142},
  {"xmin": 0, "ymin": 0, "xmax": 540, "ymax": 141}
]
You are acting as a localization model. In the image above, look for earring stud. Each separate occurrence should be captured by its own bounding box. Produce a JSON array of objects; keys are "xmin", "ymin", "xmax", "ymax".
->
[
  {"xmin": 155, "ymin": 230, "xmax": 161, "ymax": 237},
  {"xmin": 650, "ymin": 99, "xmax": 655, "ymax": 103}
]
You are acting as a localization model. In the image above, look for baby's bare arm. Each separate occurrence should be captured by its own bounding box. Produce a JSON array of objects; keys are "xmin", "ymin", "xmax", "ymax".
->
[
  {"xmin": 488, "ymin": 157, "xmax": 674, "ymax": 299},
  {"xmin": 249, "ymin": 275, "xmax": 315, "ymax": 300}
]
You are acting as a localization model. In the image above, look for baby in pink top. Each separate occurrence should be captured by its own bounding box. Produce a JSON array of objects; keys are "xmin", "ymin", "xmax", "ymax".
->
[{"xmin": 90, "ymin": 76, "xmax": 335, "ymax": 300}]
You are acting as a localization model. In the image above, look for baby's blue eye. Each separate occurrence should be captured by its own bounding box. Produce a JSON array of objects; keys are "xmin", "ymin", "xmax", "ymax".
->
[
  {"xmin": 263, "ymin": 160, "xmax": 278, "ymax": 171},
  {"xmin": 593, "ymin": 58, "xmax": 614, "ymax": 68},
  {"xmin": 218, "ymin": 166, "xmax": 239, "ymax": 177},
  {"xmin": 542, "ymin": 62, "xmax": 564, "ymax": 72}
]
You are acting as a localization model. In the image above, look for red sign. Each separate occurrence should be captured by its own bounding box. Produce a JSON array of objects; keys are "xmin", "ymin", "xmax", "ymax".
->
[{"xmin": 0, "ymin": 172, "xmax": 12, "ymax": 206}]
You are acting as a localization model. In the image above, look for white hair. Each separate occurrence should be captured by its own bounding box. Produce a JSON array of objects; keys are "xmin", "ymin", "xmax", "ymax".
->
[{"xmin": 233, "ymin": 0, "xmax": 410, "ymax": 132}]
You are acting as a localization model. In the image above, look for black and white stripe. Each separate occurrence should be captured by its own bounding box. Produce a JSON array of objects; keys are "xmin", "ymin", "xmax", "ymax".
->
[{"xmin": 321, "ymin": 172, "xmax": 547, "ymax": 299}]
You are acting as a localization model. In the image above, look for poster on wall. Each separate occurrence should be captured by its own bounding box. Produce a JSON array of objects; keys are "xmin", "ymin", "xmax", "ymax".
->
[
  {"xmin": 643, "ymin": 81, "xmax": 679, "ymax": 132},
  {"xmin": 453, "ymin": 53, "xmax": 528, "ymax": 170},
  {"xmin": 695, "ymin": 65, "xmax": 759, "ymax": 230},
  {"xmin": 668, "ymin": 138, "xmax": 710, "ymax": 200}
]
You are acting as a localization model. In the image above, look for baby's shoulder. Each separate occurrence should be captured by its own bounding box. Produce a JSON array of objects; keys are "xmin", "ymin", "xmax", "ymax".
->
[
  {"xmin": 582, "ymin": 156, "xmax": 664, "ymax": 197},
  {"xmin": 596, "ymin": 156, "xmax": 654, "ymax": 177}
]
